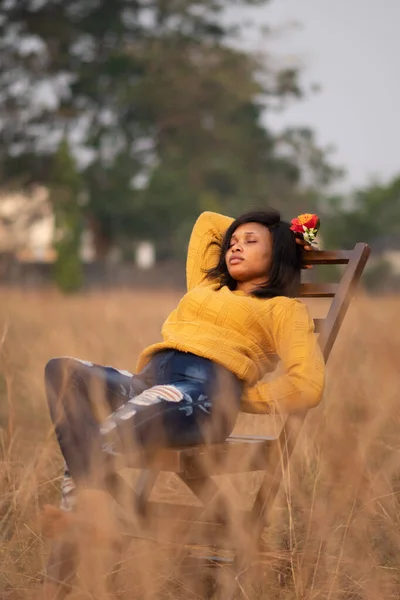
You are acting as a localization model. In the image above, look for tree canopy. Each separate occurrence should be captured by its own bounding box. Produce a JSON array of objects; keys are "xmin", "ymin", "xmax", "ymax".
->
[{"xmin": 0, "ymin": 0, "xmax": 342, "ymax": 261}]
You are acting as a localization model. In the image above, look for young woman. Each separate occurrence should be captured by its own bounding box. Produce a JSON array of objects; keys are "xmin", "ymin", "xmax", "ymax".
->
[{"xmin": 42, "ymin": 209, "xmax": 324, "ymax": 596}]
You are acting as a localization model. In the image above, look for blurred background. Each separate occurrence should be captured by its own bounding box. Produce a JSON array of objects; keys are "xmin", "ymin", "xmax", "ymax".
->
[
  {"xmin": 1, "ymin": 3, "xmax": 400, "ymax": 599},
  {"xmin": 0, "ymin": 0, "xmax": 399, "ymax": 293}
]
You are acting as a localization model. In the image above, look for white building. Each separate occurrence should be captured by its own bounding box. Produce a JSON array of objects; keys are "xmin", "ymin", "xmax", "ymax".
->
[
  {"xmin": 0, "ymin": 188, "xmax": 155, "ymax": 268},
  {"xmin": 0, "ymin": 187, "xmax": 56, "ymax": 262}
]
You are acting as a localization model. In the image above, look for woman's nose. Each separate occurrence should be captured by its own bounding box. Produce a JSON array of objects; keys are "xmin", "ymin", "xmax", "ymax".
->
[{"xmin": 232, "ymin": 244, "xmax": 243, "ymax": 252}]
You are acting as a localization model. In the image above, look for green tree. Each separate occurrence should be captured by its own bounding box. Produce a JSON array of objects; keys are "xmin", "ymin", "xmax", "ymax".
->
[
  {"xmin": 323, "ymin": 176, "xmax": 400, "ymax": 249},
  {"xmin": 0, "ymin": 0, "xmax": 342, "ymax": 259},
  {"xmin": 51, "ymin": 138, "xmax": 84, "ymax": 292},
  {"xmin": 321, "ymin": 175, "xmax": 400, "ymax": 290}
]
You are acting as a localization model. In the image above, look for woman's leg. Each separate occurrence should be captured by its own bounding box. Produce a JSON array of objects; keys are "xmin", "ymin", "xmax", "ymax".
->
[
  {"xmin": 46, "ymin": 352, "xmax": 240, "ymax": 483},
  {"xmin": 98, "ymin": 351, "xmax": 242, "ymax": 453},
  {"xmin": 98, "ymin": 380, "xmax": 239, "ymax": 454},
  {"xmin": 45, "ymin": 357, "xmax": 146, "ymax": 484},
  {"xmin": 43, "ymin": 357, "xmax": 146, "ymax": 597}
]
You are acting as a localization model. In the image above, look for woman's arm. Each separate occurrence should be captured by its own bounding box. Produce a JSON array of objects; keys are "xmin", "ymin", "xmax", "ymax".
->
[
  {"xmin": 186, "ymin": 211, "xmax": 234, "ymax": 291},
  {"xmin": 241, "ymin": 300, "xmax": 325, "ymax": 414}
]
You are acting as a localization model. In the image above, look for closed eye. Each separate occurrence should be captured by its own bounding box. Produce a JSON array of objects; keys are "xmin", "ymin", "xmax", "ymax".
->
[{"xmin": 229, "ymin": 239, "xmax": 257, "ymax": 248}]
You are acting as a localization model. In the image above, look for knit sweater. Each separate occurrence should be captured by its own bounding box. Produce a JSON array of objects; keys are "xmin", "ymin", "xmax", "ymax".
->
[{"xmin": 136, "ymin": 212, "xmax": 325, "ymax": 413}]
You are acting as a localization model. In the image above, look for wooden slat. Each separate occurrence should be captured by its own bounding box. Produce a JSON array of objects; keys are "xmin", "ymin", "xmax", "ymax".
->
[
  {"xmin": 127, "ymin": 435, "xmax": 276, "ymax": 476},
  {"xmin": 302, "ymin": 250, "xmax": 352, "ymax": 265},
  {"xmin": 299, "ymin": 283, "xmax": 339, "ymax": 298},
  {"xmin": 146, "ymin": 502, "xmax": 214, "ymax": 522},
  {"xmin": 318, "ymin": 243, "xmax": 371, "ymax": 361},
  {"xmin": 144, "ymin": 501, "xmax": 246, "ymax": 525},
  {"xmin": 120, "ymin": 511, "xmax": 241, "ymax": 550}
]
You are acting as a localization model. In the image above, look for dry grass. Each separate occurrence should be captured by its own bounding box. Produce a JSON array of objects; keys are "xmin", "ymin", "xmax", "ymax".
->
[{"xmin": 0, "ymin": 288, "xmax": 399, "ymax": 599}]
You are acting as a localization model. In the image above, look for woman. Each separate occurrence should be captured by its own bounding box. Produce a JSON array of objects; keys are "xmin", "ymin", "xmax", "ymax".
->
[{"xmin": 43, "ymin": 209, "xmax": 324, "ymax": 594}]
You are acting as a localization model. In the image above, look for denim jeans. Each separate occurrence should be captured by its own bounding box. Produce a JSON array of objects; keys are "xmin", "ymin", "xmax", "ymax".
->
[{"xmin": 45, "ymin": 350, "xmax": 242, "ymax": 487}]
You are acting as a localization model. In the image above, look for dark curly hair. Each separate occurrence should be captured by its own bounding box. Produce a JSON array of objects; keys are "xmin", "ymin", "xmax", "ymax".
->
[{"xmin": 207, "ymin": 209, "xmax": 302, "ymax": 298}]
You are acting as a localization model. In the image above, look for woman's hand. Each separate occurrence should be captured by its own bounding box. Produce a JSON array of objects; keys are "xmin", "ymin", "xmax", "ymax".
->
[{"xmin": 295, "ymin": 236, "xmax": 317, "ymax": 269}]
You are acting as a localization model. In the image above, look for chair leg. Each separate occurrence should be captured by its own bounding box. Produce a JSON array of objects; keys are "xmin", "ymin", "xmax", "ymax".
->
[
  {"xmin": 134, "ymin": 469, "xmax": 159, "ymax": 516},
  {"xmin": 178, "ymin": 473, "xmax": 220, "ymax": 505},
  {"xmin": 42, "ymin": 539, "xmax": 78, "ymax": 599},
  {"xmin": 105, "ymin": 469, "xmax": 159, "ymax": 519},
  {"xmin": 96, "ymin": 470, "xmax": 159, "ymax": 595},
  {"xmin": 41, "ymin": 581, "xmax": 69, "ymax": 600}
]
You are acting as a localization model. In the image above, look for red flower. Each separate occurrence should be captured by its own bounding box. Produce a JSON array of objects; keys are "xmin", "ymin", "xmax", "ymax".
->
[
  {"xmin": 290, "ymin": 213, "xmax": 319, "ymax": 232},
  {"xmin": 290, "ymin": 213, "xmax": 320, "ymax": 244}
]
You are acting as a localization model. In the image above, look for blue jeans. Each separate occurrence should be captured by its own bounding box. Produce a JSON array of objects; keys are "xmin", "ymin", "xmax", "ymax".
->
[{"xmin": 45, "ymin": 350, "xmax": 242, "ymax": 486}]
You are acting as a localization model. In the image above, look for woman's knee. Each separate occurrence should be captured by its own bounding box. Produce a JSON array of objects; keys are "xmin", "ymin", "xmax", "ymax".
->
[
  {"xmin": 45, "ymin": 358, "xmax": 64, "ymax": 388},
  {"xmin": 44, "ymin": 358, "xmax": 81, "ymax": 401}
]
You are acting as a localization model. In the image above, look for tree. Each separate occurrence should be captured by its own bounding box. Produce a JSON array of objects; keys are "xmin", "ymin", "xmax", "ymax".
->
[
  {"xmin": 0, "ymin": 0, "xmax": 342, "ymax": 260},
  {"xmin": 321, "ymin": 175, "xmax": 400, "ymax": 290},
  {"xmin": 322, "ymin": 176, "xmax": 400, "ymax": 249},
  {"xmin": 50, "ymin": 138, "xmax": 84, "ymax": 292}
]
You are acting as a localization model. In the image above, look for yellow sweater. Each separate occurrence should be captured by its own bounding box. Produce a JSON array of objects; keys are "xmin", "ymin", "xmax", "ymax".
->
[{"xmin": 137, "ymin": 212, "xmax": 325, "ymax": 413}]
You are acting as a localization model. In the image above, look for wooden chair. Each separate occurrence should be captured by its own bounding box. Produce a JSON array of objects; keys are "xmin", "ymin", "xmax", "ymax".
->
[{"xmin": 44, "ymin": 243, "xmax": 370, "ymax": 597}]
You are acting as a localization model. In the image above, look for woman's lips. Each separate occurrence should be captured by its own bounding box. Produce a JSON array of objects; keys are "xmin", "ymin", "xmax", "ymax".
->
[{"xmin": 229, "ymin": 256, "xmax": 244, "ymax": 265}]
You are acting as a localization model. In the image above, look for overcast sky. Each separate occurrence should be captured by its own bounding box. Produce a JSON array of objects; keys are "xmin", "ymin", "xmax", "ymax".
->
[{"xmin": 229, "ymin": 0, "xmax": 400, "ymax": 190}]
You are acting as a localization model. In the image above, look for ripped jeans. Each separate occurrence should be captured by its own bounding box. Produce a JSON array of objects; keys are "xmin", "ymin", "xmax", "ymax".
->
[{"xmin": 45, "ymin": 350, "xmax": 242, "ymax": 508}]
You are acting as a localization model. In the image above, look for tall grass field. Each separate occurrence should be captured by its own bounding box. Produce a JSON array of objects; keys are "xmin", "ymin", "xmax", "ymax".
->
[{"xmin": 0, "ymin": 288, "xmax": 398, "ymax": 599}]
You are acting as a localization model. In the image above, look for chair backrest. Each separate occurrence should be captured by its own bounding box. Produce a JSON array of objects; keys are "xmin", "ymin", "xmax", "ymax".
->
[
  {"xmin": 251, "ymin": 243, "xmax": 371, "ymax": 523},
  {"xmin": 300, "ymin": 243, "xmax": 371, "ymax": 362},
  {"xmin": 279, "ymin": 243, "xmax": 371, "ymax": 463}
]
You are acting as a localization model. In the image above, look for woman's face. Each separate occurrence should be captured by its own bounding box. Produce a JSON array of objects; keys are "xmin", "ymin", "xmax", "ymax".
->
[{"xmin": 225, "ymin": 222, "xmax": 273, "ymax": 284}]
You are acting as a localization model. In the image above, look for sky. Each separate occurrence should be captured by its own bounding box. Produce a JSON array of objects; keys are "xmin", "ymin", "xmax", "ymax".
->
[{"xmin": 228, "ymin": 0, "xmax": 400, "ymax": 190}]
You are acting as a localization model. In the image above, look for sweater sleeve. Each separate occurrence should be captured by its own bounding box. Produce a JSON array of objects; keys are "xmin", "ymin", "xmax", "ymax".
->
[
  {"xmin": 241, "ymin": 300, "xmax": 325, "ymax": 414},
  {"xmin": 186, "ymin": 211, "xmax": 234, "ymax": 291}
]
